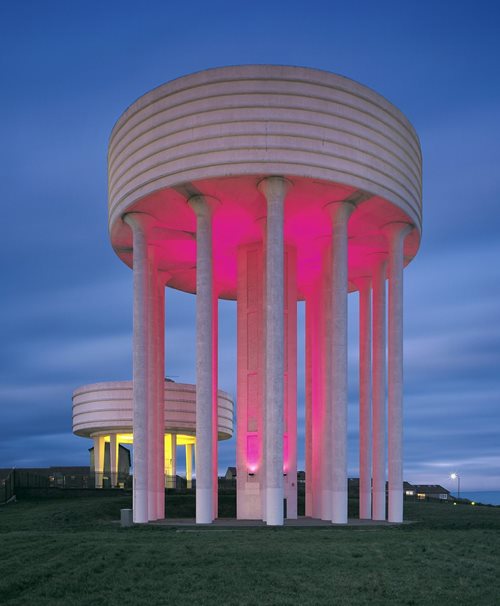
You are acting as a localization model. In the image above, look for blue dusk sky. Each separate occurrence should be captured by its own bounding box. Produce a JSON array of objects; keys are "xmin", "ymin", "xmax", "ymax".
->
[{"xmin": 1, "ymin": 1, "xmax": 499, "ymax": 491}]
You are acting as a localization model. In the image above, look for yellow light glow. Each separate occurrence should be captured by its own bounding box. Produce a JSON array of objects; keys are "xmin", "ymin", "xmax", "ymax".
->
[
  {"xmin": 176, "ymin": 434, "xmax": 196, "ymax": 446},
  {"xmin": 471, "ymin": 502, "xmax": 476, "ymax": 506},
  {"xmin": 109, "ymin": 432, "xmax": 195, "ymax": 445},
  {"xmin": 117, "ymin": 433, "xmax": 134, "ymax": 444}
]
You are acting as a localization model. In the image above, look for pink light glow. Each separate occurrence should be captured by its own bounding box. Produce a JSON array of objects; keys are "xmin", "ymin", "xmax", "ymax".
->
[
  {"xmin": 246, "ymin": 434, "xmax": 259, "ymax": 472},
  {"xmin": 112, "ymin": 175, "xmax": 420, "ymax": 301},
  {"xmin": 245, "ymin": 448, "xmax": 259, "ymax": 472},
  {"xmin": 283, "ymin": 434, "xmax": 289, "ymax": 473}
]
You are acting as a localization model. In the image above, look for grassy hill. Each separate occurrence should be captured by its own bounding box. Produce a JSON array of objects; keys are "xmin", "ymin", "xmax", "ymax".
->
[{"xmin": 0, "ymin": 494, "xmax": 499, "ymax": 605}]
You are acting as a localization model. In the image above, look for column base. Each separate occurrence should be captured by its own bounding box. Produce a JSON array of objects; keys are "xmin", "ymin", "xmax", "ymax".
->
[
  {"xmin": 320, "ymin": 489, "xmax": 332, "ymax": 520},
  {"xmin": 372, "ymin": 490, "xmax": 386, "ymax": 520},
  {"xmin": 305, "ymin": 492, "xmax": 313, "ymax": 518},
  {"xmin": 237, "ymin": 478, "xmax": 262, "ymax": 520},
  {"xmin": 332, "ymin": 490, "xmax": 348, "ymax": 524},
  {"xmin": 148, "ymin": 492, "xmax": 156, "ymax": 521},
  {"xmin": 359, "ymin": 491, "xmax": 372, "ymax": 520},
  {"xmin": 266, "ymin": 487, "xmax": 284, "ymax": 526},
  {"xmin": 133, "ymin": 490, "xmax": 148, "ymax": 524},
  {"xmin": 156, "ymin": 489, "xmax": 165, "ymax": 520},
  {"xmin": 388, "ymin": 489, "xmax": 403, "ymax": 523},
  {"xmin": 196, "ymin": 487, "xmax": 213, "ymax": 524},
  {"xmin": 285, "ymin": 475, "xmax": 298, "ymax": 519}
]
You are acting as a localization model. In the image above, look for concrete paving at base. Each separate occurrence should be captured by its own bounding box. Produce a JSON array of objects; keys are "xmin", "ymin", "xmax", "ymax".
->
[{"xmin": 150, "ymin": 517, "xmax": 414, "ymax": 528}]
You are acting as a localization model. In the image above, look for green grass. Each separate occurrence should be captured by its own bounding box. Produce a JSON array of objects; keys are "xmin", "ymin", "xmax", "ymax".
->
[{"xmin": 0, "ymin": 495, "xmax": 499, "ymax": 605}]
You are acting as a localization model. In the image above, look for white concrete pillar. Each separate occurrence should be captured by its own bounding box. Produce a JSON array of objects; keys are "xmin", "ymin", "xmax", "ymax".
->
[
  {"xmin": 356, "ymin": 277, "xmax": 372, "ymax": 519},
  {"xmin": 371, "ymin": 254, "xmax": 387, "ymax": 521},
  {"xmin": 93, "ymin": 435, "xmax": 105, "ymax": 488},
  {"xmin": 147, "ymin": 246, "xmax": 159, "ymax": 521},
  {"xmin": 186, "ymin": 444, "xmax": 193, "ymax": 489},
  {"xmin": 255, "ymin": 216, "xmax": 268, "ymax": 523},
  {"xmin": 109, "ymin": 434, "xmax": 119, "ymax": 488},
  {"xmin": 320, "ymin": 248, "xmax": 332, "ymax": 521},
  {"xmin": 164, "ymin": 434, "xmax": 172, "ymax": 482},
  {"xmin": 309, "ymin": 284, "xmax": 323, "ymax": 519},
  {"xmin": 170, "ymin": 433, "xmax": 177, "ymax": 488},
  {"xmin": 259, "ymin": 176, "xmax": 289, "ymax": 526},
  {"xmin": 212, "ymin": 289, "xmax": 219, "ymax": 520},
  {"xmin": 284, "ymin": 247, "xmax": 298, "ymax": 519},
  {"xmin": 124, "ymin": 213, "xmax": 154, "ymax": 524},
  {"xmin": 258, "ymin": 217, "xmax": 268, "ymax": 523},
  {"xmin": 164, "ymin": 433, "xmax": 177, "ymax": 489},
  {"xmin": 164, "ymin": 433, "xmax": 178, "ymax": 489},
  {"xmin": 236, "ymin": 242, "xmax": 265, "ymax": 520},
  {"xmin": 325, "ymin": 201, "xmax": 355, "ymax": 524},
  {"xmin": 188, "ymin": 194, "xmax": 217, "ymax": 524},
  {"xmin": 383, "ymin": 222, "xmax": 413, "ymax": 523},
  {"xmin": 156, "ymin": 272, "xmax": 167, "ymax": 519},
  {"xmin": 305, "ymin": 292, "xmax": 313, "ymax": 517}
]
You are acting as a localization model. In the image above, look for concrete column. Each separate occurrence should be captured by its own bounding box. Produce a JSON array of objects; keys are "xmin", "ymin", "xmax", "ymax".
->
[
  {"xmin": 236, "ymin": 242, "xmax": 265, "ymax": 520},
  {"xmin": 258, "ymin": 217, "xmax": 267, "ymax": 523},
  {"xmin": 172, "ymin": 434, "xmax": 177, "ymax": 488},
  {"xmin": 284, "ymin": 247, "xmax": 298, "ymax": 519},
  {"xmin": 124, "ymin": 213, "xmax": 153, "ymax": 524},
  {"xmin": 320, "ymin": 248, "xmax": 332, "ymax": 521},
  {"xmin": 164, "ymin": 434, "xmax": 172, "ymax": 482},
  {"xmin": 259, "ymin": 176, "xmax": 289, "ymax": 526},
  {"xmin": 188, "ymin": 194, "xmax": 217, "ymax": 524},
  {"xmin": 356, "ymin": 277, "xmax": 372, "ymax": 519},
  {"xmin": 109, "ymin": 434, "xmax": 119, "ymax": 488},
  {"xmin": 147, "ymin": 246, "xmax": 159, "ymax": 521},
  {"xmin": 325, "ymin": 201, "xmax": 355, "ymax": 524},
  {"xmin": 305, "ymin": 292, "xmax": 313, "ymax": 517},
  {"xmin": 93, "ymin": 435, "xmax": 105, "ymax": 488},
  {"xmin": 371, "ymin": 254, "xmax": 387, "ymax": 521},
  {"xmin": 310, "ymin": 283, "xmax": 323, "ymax": 519},
  {"xmin": 164, "ymin": 433, "xmax": 178, "ymax": 488},
  {"xmin": 156, "ymin": 272, "xmax": 168, "ymax": 519},
  {"xmin": 256, "ymin": 216, "xmax": 267, "ymax": 523},
  {"xmin": 212, "ymin": 289, "xmax": 219, "ymax": 520},
  {"xmin": 186, "ymin": 444, "xmax": 193, "ymax": 489},
  {"xmin": 383, "ymin": 222, "xmax": 413, "ymax": 523}
]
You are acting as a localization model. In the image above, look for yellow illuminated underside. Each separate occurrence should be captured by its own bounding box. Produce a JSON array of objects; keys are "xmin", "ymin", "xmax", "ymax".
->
[{"xmin": 103, "ymin": 433, "xmax": 195, "ymax": 445}]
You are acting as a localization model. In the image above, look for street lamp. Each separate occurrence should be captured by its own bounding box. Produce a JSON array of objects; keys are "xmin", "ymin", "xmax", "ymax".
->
[{"xmin": 450, "ymin": 472, "xmax": 461, "ymax": 499}]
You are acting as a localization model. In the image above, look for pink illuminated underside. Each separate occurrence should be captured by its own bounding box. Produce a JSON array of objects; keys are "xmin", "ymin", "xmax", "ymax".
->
[{"xmin": 111, "ymin": 175, "xmax": 420, "ymax": 300}]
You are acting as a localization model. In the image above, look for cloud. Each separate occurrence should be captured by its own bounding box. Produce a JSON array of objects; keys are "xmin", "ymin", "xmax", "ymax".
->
[{"xmin": 1, "ymin": 1, "xmax": 499, "ymax": 492}]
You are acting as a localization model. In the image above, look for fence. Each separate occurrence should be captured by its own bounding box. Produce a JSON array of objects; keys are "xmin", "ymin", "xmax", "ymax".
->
[
  {"xmin": 14, "ymin": 469, "xmax": 50, "ymax": 488},
  {"xmin": 4, "ymin": 470, "xmax": 247, "ymax": 497},
  {"xmin": 0, "ymin": 470, "xmax": 15, "ymax": 504},
  {"xmin": 11, "ymin": 470, "xmax": 192, "ymax": 492}
]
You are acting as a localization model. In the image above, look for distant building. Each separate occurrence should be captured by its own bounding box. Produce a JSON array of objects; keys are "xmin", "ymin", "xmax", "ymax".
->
[
  {"xmin": 404, "ymin": 482, "xmax": 416, "ymax": 497},
  {"xmin": 225, "ymin": 467, "xmax": 237, "ymax": 480},
  {"xmin": 414, "ymin": 485, "xmax": 452, "ymax": 501}
]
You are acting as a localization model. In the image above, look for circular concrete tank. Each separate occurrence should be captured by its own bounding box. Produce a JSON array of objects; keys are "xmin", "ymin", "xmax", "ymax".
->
[
  {"xmin": 72, "ymin": 381, "xmax": 233, "ymax": 440},
  {"xmin": 108, "ymin": 65, "xmax": 422, "ymax": 299}
]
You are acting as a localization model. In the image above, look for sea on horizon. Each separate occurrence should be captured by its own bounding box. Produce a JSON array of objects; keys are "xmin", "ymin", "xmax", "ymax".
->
[{"xmin": 459, "ymin": 491, "xmax": 500, "ymax": 506}]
